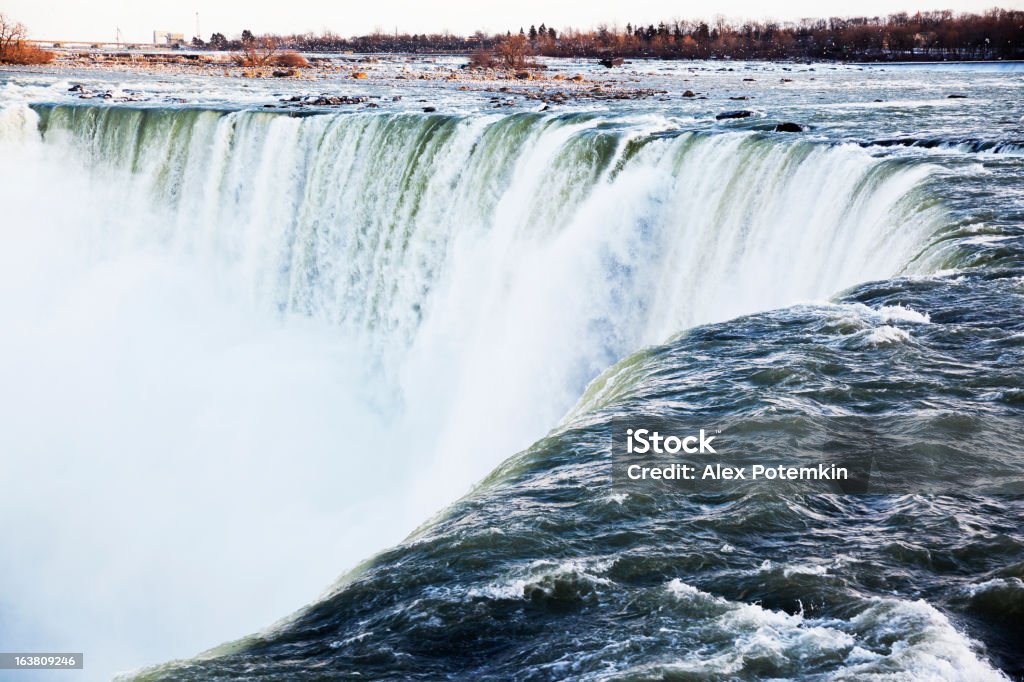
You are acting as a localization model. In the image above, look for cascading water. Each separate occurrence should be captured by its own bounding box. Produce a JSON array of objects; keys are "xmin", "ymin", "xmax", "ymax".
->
[
  {"xmin": 1, "ymin": 100, "xmax": 953, "ymax": 680},
  {"xmin": 29, "ymin": 104, "xmax": 944, "ymax": 478}
]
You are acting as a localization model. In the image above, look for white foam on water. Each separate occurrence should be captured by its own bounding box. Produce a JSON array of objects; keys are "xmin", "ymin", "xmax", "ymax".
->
[
  {"xmin": 662, "ymin": 581, "xmax": 1006, "ymax": 680},
  {"xmin": 959, "ymin": 577, "xmax": 1024, "ymax": 598},
  {"xmin": 867, "ymin": 325, "xmax": 914, "ymax": 345},
  {"xmin": 783, "ymin": 563, "xmax": 831, "ymax": 577},
  {"xmin": 830, "ymin": 598, "xmax": 1009, "ymax": 681},
  {"xmin": 877, "ymin": 304, "xmax": 931, "ymax": 324},
  {"xmin": 467, "ymin": 558, "xmax": 614, "ymax": 601}
]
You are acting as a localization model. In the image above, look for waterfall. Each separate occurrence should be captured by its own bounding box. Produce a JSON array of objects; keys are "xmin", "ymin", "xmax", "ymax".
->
[
  {"xmin": 29, "ymin": 104, "xmax": 943, "ymax": 471},
  {"xmin": 0, "ymin": 102, "xmax": 946, "ymax": 678}
]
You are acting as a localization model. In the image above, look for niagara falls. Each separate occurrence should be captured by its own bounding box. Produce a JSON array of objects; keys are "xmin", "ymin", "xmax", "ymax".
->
[{"xmin": 1, "ymin": 4, "xmax": 1023, "ymax": 681}]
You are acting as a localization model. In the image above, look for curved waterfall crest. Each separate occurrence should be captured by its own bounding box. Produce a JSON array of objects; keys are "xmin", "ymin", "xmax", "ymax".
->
[{"xmin": 28, "ymin": 104, "xmax": 944, "ymax": 371}]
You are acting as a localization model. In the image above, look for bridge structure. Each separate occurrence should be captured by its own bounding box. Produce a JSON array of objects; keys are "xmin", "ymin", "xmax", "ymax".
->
[{"xmin": 24, "ymin": 39, "xmax": 187, "ymax": 51}]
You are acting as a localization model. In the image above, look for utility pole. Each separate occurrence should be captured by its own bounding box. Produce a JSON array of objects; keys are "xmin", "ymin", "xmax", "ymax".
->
[
  {"xmin": 115, "ymin": 26, "xmax": 121, "ymax": 47},
  {"xmin": 195, "ymin": 12, "xmax": 201, "ymax": 41}
]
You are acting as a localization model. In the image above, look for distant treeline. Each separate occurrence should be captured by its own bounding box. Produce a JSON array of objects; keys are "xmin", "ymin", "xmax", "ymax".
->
[{"xmin": 194, "ymin": 9, "xmax": 1023, "ymax": 61}]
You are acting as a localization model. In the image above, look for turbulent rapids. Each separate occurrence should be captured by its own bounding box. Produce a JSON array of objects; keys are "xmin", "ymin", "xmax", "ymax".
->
[{"xmin": 1, "ymin": 61, "xmax": 1023, "ymax": 682}]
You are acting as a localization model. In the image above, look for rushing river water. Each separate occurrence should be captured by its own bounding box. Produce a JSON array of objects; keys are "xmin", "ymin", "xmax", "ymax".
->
[{"xmin": 0, "ymin": 59, "xmax": 1022, "ymax": 681}]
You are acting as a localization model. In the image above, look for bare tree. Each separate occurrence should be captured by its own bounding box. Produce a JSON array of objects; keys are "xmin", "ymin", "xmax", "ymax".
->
[
  {"xmin": 233, "ymin": 35, "xmax": 280, "ymax": 67},
  {"xmin": 0, "ymin": 13, "xmax": 27, "ymax": 60},
  {"xmin": 468, "ymin": 48, "xmax": 496, "ymax": 68},
  {"xmin": 494, "ymin": 34, "xmax": 532, "ymax": 68},
  {"xmin": 0, "ymin": 13, "xmax": 52, "ymax": 64}
]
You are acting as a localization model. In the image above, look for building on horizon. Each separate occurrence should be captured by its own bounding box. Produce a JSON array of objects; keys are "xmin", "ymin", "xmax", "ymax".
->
[{"xmin": 153, "ymin": 31, "xmax": 185, "ymax": 46}]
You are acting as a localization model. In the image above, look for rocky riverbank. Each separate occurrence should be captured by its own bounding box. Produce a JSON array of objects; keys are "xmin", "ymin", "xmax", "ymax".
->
[{"xmin": 8, "ymin": 50, "xmax": 679, "ymax": 104}]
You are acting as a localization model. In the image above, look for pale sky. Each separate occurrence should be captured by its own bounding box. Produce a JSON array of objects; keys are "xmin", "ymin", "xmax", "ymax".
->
[{"xmin": 5, "ymin": 0, "xmax": 1021, "ymax": 44}]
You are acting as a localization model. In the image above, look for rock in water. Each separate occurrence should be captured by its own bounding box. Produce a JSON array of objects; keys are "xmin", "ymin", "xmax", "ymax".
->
[
  {"xmin": 774, "ymin": 122, "xmax": 804, "ymax": 132},
  {"xmin": 716, "ymin": 110, "xmax": 753, "ymax": 120}
]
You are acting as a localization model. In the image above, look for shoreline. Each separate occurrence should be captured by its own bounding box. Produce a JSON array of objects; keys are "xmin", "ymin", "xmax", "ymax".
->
[
  {"xmin": 1, "ymin": 53, "xmax": 677, "ymax": 105},
  {"xmin": 5, "ymin": 52, "xmax": 1019, "ymax": 109}
]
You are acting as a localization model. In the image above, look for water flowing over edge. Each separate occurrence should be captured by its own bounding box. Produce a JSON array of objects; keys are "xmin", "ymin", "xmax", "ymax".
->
[
  {"xmin": 0, "ymin": 100, "xmax": 981, "ymax": 680},
  {"xmin": 22, "ymin": 103, "xmax": 948, "ymax": 430}
]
